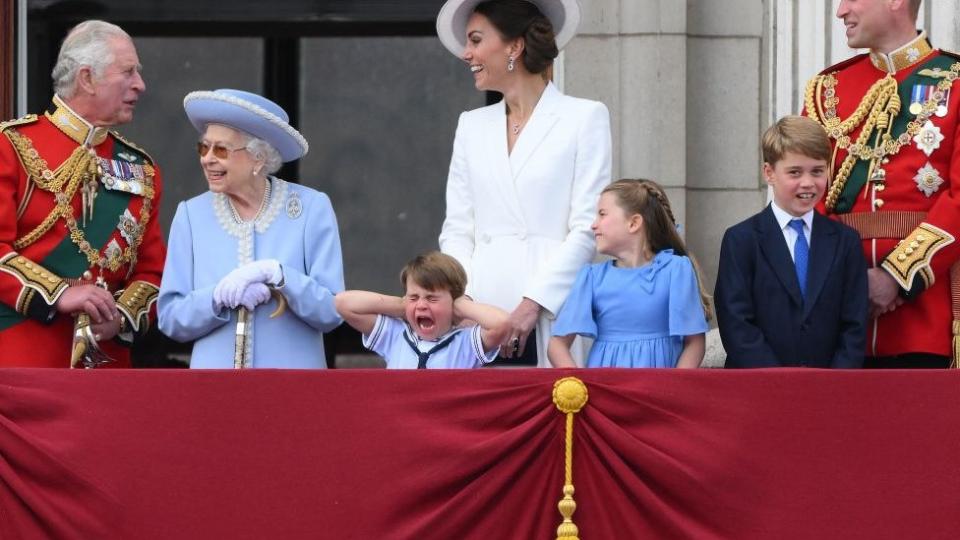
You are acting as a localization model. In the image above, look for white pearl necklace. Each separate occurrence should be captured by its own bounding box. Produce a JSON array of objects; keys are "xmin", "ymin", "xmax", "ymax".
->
[
  {"xmin": 228, "ymin": 177, "xmax": 272, "ymax": 225},
  {"xmin": 212, "ymin": 177, "xmax": 288, "ymax": 366}
]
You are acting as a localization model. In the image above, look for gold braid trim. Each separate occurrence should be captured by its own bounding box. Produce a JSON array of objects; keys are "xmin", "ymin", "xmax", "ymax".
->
[
  {"xmin": 0, "ymin": 114, "xmax": 38, "ymax": 132},
  {"xmin": 4, "ymin": 127, "xmax": 96, "ymax": 193},
  {"xmin": 0, "ymin": 252, "xmax": 67, "ymax": 309},
  {"xmin": 115, "ymin": 280, "xmax": 159, "ymax": 333},
  {"xmin": 17, "ymin": 288, "xmax": 36, "ymax": 314},
  {"xmin": 804, "ymin": 73, "xmax": 889, "ymax": 137},
  {"xmin": 881, "ymin": 223, "xmax": 954, "ymax": 290},
  {"xmin": 6, "ymin": 128, "xmax": 95, "ymax": 249},
  {"xmin": 5, "ymin": 129, "xmax": 155, "ymax": 273},
  {"xmin": 806, "ymin": 63, "xmax": 960, "ymax": 211}
]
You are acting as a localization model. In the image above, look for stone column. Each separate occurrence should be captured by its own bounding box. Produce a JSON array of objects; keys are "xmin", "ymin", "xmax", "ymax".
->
[
  {"xmin": 563, "ymin": 0, "xmax": 767, "ymax": 291},
  {"xmin": 563, "ymin": 0, "xmax": 690, "ymax": 235},
  {"xmin": 684, "ymin": 0, "xmax": 766, "ymax": 291}
]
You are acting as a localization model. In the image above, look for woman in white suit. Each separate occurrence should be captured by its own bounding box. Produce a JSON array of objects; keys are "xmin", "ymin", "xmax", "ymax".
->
[{"xmin": 436, "ymin": 0, "xmax": 611, "ymax": 367}]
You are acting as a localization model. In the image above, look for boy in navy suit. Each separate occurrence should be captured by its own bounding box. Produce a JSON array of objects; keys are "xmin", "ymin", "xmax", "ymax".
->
[{"xmin": 715, "ymin": 115, "xmax": 868, "ymax": 368}]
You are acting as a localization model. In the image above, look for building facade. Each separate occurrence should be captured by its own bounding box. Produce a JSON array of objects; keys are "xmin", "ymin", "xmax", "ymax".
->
[{"xmin": 3, "ymin": 0, "xmax": 960, "ymax": 362}]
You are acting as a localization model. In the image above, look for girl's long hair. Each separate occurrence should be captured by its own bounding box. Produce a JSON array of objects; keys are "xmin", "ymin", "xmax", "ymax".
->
[{"xmin": 602, "ymin": 179, "xmax": 714, "ymax": 321}]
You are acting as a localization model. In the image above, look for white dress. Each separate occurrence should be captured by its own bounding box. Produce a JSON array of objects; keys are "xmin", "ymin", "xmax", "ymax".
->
[{"xmin": 439, "ymin": 83, "xmax": 612, "ymax": 367}]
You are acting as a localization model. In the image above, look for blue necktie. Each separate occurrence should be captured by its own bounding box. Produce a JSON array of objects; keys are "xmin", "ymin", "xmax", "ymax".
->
[{"xmin": 788, "ymin": 219, "xmax": 808, "ymax": 298}]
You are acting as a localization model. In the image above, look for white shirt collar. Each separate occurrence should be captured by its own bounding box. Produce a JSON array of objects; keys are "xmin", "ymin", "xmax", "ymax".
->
[{"xmin": 770, "ymin": 201, "xmax": 814, "ymax": 232}]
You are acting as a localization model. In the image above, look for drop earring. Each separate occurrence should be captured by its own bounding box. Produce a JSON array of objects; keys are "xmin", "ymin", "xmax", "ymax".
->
[{"xmin": 507, "ymin": 56, "xmax": 515, "ymax": 72}]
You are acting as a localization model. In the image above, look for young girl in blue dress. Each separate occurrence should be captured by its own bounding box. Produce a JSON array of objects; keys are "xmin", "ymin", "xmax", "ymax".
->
[{"xmin": 548, "ymin": 179, "xmax": 712, "ymax": 368}]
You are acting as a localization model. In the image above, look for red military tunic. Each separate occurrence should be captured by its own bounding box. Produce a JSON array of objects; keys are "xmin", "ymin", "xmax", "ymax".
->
[
  {"xmin": 0, "ymin": 96, "xmax": 166, "ymax": 367},
  {"xmin": 804, "ymin": 33, "xmax": 960, "ymax": 361}
]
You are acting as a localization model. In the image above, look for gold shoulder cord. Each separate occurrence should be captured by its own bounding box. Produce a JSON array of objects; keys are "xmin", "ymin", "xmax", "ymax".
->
[
  {"xmin": 4, "ymin": 129, "xmax": 155, "ymax": 274},
  {"xmin": 806, "ymin": 63, "xmax": 960, "ymax": 211},
  {"xmin": 5, "ymin": 129, "xmax": 96, "ymax": 248}
]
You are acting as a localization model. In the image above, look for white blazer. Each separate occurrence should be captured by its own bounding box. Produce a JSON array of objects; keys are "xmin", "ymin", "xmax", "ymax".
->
[{"xmin": 439, "ymin": 82, "xmax": 612, "ymax": 367}]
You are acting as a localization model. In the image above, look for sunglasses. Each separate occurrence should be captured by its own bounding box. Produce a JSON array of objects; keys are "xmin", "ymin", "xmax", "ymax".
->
[{"xmin": 197, "ymin": 141, "xmax": 246, "ymax": 159}]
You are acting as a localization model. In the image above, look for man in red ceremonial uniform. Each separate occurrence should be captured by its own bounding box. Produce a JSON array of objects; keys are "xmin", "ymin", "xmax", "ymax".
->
[
  {"xmin": 804, "ymin": 0, "xmax": 960, "ymax": 368},
  {"xmin": 0, "ymin": 20, "xmax": 165, "ymax": 367}
]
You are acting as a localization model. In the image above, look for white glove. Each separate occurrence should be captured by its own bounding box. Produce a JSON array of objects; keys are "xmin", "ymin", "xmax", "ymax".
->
[
  {"xmin": 213, "ymin": 260, "xmax": 283, "ymax": 310},
  {"xmin": 238, "ymin": 283, "xmax": 271, "ymax": 311}
]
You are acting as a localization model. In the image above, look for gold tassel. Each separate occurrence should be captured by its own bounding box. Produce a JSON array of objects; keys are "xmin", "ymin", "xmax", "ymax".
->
[{"xmin": 552, "ymin": 377, "xmax": 589, "ymax": 540}]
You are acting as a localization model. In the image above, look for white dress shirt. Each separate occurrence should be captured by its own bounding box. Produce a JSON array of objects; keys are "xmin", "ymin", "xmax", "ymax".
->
[{"xmin": 769, "ymin": 201, "xmax": 813, "ymax": 262}]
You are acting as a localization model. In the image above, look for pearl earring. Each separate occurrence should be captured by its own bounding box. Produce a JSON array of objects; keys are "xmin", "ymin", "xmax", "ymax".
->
[{"xmin": 507, "ymin": 56, "xmax": 515, "ymax": 72}]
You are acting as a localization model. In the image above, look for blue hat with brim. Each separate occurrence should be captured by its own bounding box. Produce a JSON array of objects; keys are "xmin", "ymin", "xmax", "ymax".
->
[{"xmin": 183, "ymin": 89, "xmax": 309, "ymax": 162}]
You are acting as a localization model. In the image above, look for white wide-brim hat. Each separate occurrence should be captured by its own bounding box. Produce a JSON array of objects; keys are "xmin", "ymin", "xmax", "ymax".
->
[
  {"xmin": 436, "ymin": 0, "xmax": 581, "ymax": 57},
  {"xmin": 183, "ymin": 89, "xmax": 308, "ymax": 162}
]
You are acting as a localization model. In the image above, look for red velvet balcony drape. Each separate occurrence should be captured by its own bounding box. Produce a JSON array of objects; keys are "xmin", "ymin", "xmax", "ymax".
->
[{"xmin": 1, "ymin": 368, "xmax": 958, "ymax": 539}]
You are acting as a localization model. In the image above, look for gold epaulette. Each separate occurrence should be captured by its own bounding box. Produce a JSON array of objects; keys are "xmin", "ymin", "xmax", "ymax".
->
[
  {"xmin": 881, "ymin": 223, "xmax": 955, "ymax": 291},
  {"xmin": 0, "ymin": 252, "xmax": 68, "ymax": 313},
  {"xmin": 115, "ymin": 280, "xmax": 159, "ymax": 333},
  {"xmin": 0, "ymin": 114, "xmax": 38, "ymax": 133},
  {"xmin": 110, "ymin": 130, "xmax": 155, "ymax": 166}
]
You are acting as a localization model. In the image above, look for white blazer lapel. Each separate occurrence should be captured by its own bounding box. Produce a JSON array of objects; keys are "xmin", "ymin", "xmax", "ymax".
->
[
  {"xmin": 483, "ymin": 101, "xmax": 525, "ymax": 222},
  {"xmin": 508, "ymin": 82, "xmax": 561, "ymax": 180}
]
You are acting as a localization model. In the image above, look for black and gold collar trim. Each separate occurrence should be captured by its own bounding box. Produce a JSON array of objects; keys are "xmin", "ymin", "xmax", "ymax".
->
[
  {"xmin": 44, "ymin": 94, "xmax": 109, "ymax": 146},
  {"xmin": 869, "ymin": 32, "xmax": 934, "ymax": 74}
]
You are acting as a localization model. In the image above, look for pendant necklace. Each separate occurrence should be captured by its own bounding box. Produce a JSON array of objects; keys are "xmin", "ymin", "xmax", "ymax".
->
[{"xmin": 509, "ymin": 107, "xmax": 530, "ymax": 135}]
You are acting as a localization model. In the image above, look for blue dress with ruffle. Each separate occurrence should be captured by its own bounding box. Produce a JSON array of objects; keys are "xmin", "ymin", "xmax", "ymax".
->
[{"xmin": 552, "ymin": 249, "xmax": 708, "ymax": 368}]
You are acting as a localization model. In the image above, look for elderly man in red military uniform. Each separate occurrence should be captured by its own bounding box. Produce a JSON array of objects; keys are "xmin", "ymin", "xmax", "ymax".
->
[
  {"xmin": 804, "ymin": 0, "xmax": 960, "ymax": 368},
  {"xmin": 0, "ymin": 20, "xmax": 165, "ymax": 367}
]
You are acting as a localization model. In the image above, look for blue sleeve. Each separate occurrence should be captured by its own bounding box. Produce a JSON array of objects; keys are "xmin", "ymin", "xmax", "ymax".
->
[
  {"xmin": 157, "ymin": 202, "xmax": 230, "ymax": 342},
  {"xmin": 551, "ymin": 265, "xmax": 598, "ymax": 339},
  {"xmin": 282, "ymin": 192, "xmax": 345, "ymax": 332},
  {"xmin": 668, "ymin": 256, "xmax": 709, "ymax": 337}
]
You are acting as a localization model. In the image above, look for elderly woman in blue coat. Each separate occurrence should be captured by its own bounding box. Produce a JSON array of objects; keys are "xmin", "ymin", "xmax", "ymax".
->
[{"xmin": 158, "ymin": 89, "xmax": 344, "ymax": 368}]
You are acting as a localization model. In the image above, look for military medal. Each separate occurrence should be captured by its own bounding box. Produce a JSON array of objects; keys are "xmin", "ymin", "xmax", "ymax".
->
[
  {"xmin": 913, "ymin": 120, "xmax": 944, "ymax": 156},
  {"xmin": 914, "ymin": 162, "xmax": 944, "ymax": 196},
  {"xmin": 117, "ymin": 209, "xmax": 140, "ymax": 244},
  {"xmin": 103, "ymin": 239, "xmax": 122, "ymax": 265},
  {"xmin": 910, "ymin": 84, "xmax": 928, "ymax": 115},
  {"xmin": 98, "ymin": 157, "xmax": 148, "ymax": 195},
  {"xmin": 936, "ymin": 87, "xmax": 950, "ymax": 117}
]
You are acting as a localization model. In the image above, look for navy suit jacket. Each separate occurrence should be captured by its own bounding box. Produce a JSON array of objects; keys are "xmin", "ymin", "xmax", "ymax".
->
[{"xmin": 715, "ymin": 205, "xmax": 868, "ymax": 368}]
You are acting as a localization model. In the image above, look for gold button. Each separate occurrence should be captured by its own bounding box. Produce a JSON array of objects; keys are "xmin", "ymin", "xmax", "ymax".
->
[
  {"xmin": 898, "ymin": 254, "xmax": 907, "ymax": 261},
  {"xmin": 39, "ymin": 272, "xmax": 48, "ymax": 279},
  {"xmin": 82, "ymin": 270, "xmax": 93, "ymax": 280},
  {"xmin": 909, "ymin": 241, "xmax": 919, "ymax": 249},
  {"xmin": 874, "ymin": 199, "xmax": 885, "ymax": 208},
  {"xmin": 47, "ymin": 277, "xmax": 57, "ymax": 283},
  {"xmin": 917, "ymin": 235, "xmax": 926, "ymax": 243},
  {"xmin": 905, "ymin": 248, "xmax": 915, "ymax": 255}
]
